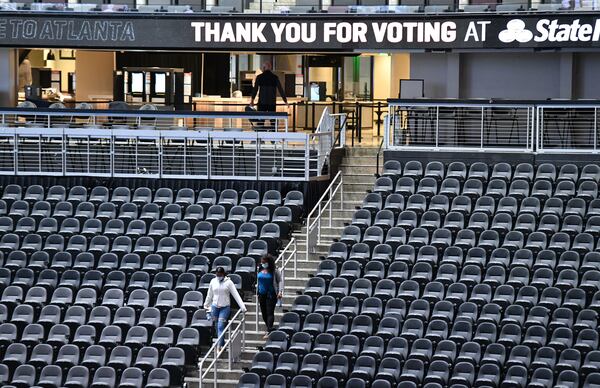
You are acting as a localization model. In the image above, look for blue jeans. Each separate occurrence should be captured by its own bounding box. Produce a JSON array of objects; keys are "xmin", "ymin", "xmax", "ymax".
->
[{"xmin": 210, "ymin": 305, "xmax": 231, "ymax": 347}]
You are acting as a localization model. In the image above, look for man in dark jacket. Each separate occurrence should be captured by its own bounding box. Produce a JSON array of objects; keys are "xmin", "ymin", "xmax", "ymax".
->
[{"xmin": 250, "ymin": 62, "xmax": 288, "ymax": 112}]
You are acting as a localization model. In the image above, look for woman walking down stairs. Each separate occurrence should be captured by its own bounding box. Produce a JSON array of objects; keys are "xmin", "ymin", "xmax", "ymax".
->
[{"xmin": 185, "ymin": 147, "xmax": 381, "ymax": 388}]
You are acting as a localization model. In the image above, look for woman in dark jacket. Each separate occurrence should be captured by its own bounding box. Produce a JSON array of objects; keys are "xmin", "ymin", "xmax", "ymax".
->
[{"xmin": 257, "ymin": 254, "xmax": 283, "ymax": 338}]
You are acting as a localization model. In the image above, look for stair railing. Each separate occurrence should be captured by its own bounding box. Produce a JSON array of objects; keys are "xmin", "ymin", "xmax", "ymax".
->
[
  {"xmin": 375, "ymin": 114, "xmax": 389, "ymax": 177},
  {"xmin": 305, "ymin": 170, "xmax": 344, "ymax": 260},
  {"xmin": 255, "ymin": 237, "xmax": 298, "ymax": 331},
  {"xmin": 198, "ymin": 308, "xmax": 246, "ymax": 388},
  {"xmin": 329, "ymin": 112, "xmax": 348, "ymax": 148}
]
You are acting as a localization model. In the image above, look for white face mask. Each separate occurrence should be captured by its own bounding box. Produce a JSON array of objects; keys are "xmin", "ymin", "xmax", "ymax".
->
[
  {"xmin": 261, "ymin": 263, "xmax": 269, "ymax": 269},
  {"xmin": 217, "ymin": 276, "xmax": 224, "ymax": 282}
]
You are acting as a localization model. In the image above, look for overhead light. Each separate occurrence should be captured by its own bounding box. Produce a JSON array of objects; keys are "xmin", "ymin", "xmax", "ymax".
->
[{"xmin": 46, "ymin": 50, "xmax": 55, "ymax": 61}]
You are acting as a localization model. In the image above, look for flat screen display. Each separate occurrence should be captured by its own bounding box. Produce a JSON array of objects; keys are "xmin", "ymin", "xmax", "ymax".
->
[
  {"xmin": 310, "ymin": 83, "xmax": 320, "ymax": 102},
  {"xmin": 399, "ymin": 79, "xmax": 424, "ymax": 99},
  {"xmin": 154, "ymin": 73, "xmax": 166, "ymax": 94},
  {"xmin": 131, "ymin": 72, "xmax": 144, "ymax": 94}
]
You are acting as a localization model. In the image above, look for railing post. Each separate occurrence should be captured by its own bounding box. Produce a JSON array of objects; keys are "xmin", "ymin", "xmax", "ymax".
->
[
  {"xmin": 242, "ymin": 314, "xmax": 246, "ymax": 354},
  {"xmin": 480, "ymin": 107, "xmax": 485, "ymax": 149},
  {"xmin": 305, "ymin": 218, "xmax": 310, "ymax": 261},
  {"xmin": 595, "ymin": 107, "xmax": 597, "ymax": 152},
  {"xmin": 227, "ymin": 324, "xmax": 232, "ymax": 370},
  {"xmin": 293, "ymin": 238, "xmax": 298, "ymax": 278},
  {"xmin": 341, "ymin": 114, "xmax": 346, "ymax": 147},
  {"xmin": 213, "ymin": 343, "xmax": 217, "ymax": 388},
  {"xmin": 304, "ymin": 136, "xmax": 309, "ymax": 180},
  {"xmin": 317, "ymin": 202, "xmax": 321, "ymax": 244},
  {"xmin": 293, "ymin": 102, "xmax": 297, "ymax": 132},
  {"xmin": 255, "ymin": 289, "xmax": 259, "ymax": 333},
  {"xmin": 340, "ymin": 175, "xmax": 344, "ymax": 211},
  {"xmin": 435, "ymin": 106, "xmax": 439, "ymax": 148},
  {"xmin": 539, "ymin": 107, "xmax": 543, "ymax": 152},
  {"xmin": 198, "ymin": 361, "xmax": 202, "ymax": 388},
  {"xmin": 328, "ymin": 183, "xmax": 332, "ymax": 228}
]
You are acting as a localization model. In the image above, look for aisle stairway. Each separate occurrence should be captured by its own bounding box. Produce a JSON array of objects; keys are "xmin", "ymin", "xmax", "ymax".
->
[{"xmin": 184, "ymin": 147, "xmax": 381, "ymax": 388}]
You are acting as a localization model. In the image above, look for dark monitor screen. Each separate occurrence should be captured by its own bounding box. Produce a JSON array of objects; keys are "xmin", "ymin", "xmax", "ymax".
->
[{"xmin": 39, "ymin": 69, "xmax": 52, "ymax": 89}]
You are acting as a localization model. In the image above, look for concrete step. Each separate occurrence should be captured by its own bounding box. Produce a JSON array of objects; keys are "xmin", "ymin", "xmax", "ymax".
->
[
  {"xmin": 340, "ymin": 191, "xmax": 370, "ymax": 201},
  {"xmin": 343, "ymin": 164, "xmax": 381, "ymax": 169},
  {"xmin": 344, "ymin": 182, "xmax": 375, "ymax": 191},
  {"xmin": 185, "ymin": 377, "xmax": 239, "ymax": 388},
  {"xmin": 304, "ymin": 208, "xmax": 358, "ymax": 217},
  {"xmin": 199, "ymin": 369, "xmax": 246, "ymax": 381},
  {"xmin": 344, "ymin": 148, "xmax": 380, "ymax": 156},
  {"xmin": 299, "ymin": 223, "xmax": 347, "ymax": 231},
  {"xmin": 244, "ymin": 305, "xmax": 289, "ymax": 315},
  {"xmin": 340, "ymin": 166, "xmax": 380, "ymax": 174},
  {"xmin": 294, "ymin": 238, "xmax": 339, "ymax": 248},
  {"xmin": 195, "ymin": 150, "xmax": 381, "ymax": 387},
  {"xmin": 296, "ymin": 239, "xmax": 343, "ymax": 248},
  {"xmin": 300, "ymin": 222, "xmax": 348, "ymax": 232},
  {"xmin": 285, "ymin": 277, "xmax": 316, "ymax": 286},
  {"xmin": 340, "ymin": 161, "xmax": 381, "ymax": 168},
  {"xmin": 342, "ymin": 174, "xmax": 378, "ymax": 184}
]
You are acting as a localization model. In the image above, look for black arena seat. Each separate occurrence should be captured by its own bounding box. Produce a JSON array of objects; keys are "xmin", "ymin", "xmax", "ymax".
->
[{"xmin": 241, "ymin": 160, "xmax": 600, "ymax": 388}]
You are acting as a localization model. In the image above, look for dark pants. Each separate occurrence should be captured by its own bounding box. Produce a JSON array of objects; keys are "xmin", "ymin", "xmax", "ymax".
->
[
  {"xmin": 258, "ymin": 293, "xmax": 277, "ymax": 331},
  {"xmin": 257, "ymin": 104, "xmax": 276, "ymax": 112},
  {"xmin": 257, "ymin": 104, "xmax": 277, "ymax": 131}
]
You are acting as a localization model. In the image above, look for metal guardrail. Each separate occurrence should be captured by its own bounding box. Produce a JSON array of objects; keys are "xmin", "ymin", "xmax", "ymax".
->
[
  {"xmin": 198, "ymin": 308, "xmax": 246, "ymax": 388},
  {"xmin": 0, "ymin": 128, "xmax": 325, "ymax": 180},
  {"xmin": 0, "ymin": 107, "xmax": 340, "ymax": 181},
  {"xmin": 255, "ymin": 237, "xmax": 298, "ymax": 332},
  {"xmin": 311, "ymin": 107, "xmax": 347, "ymax": 177},
  {"xmin": 386, "ymin": 101, "xmax": 600, "ymax": 154},
  {"xmin": 386, "ymin": 102, "xmax": 535, "ymax": 152},
  {"xmin": 537, "ymin": 104, "xmax": 600, "ymax": 153},
  {"xmin": 329, "ymin": 113, "xmax": 348, "ymax": 149},
  {"xmin": 3, "ymin": 107, "xmax": 288, "ymax": 132},
  {"xmin": 191, "ymin": 101, "xmax": 385, "ymax": 138},
  {"xmin": 305, "ymin": 170, "xmax": 343, "ymax": 260}
]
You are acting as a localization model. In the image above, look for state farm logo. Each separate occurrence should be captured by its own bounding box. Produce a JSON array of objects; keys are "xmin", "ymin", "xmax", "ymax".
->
[
  {"xmin": 498, "ymin": 19, "xmax": 533, "ymax": 43},
  {"xmin": 498, "ymin": 18, "xmax": 600, "ymax": 44}
]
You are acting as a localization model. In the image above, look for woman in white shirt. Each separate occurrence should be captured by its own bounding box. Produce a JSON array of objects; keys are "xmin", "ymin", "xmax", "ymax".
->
[{"xmin": 203, "ymin": 267, "xmax": 246, "ymax": 349}]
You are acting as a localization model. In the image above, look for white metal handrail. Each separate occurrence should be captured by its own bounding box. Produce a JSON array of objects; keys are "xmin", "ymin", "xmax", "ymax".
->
[
  {"xmin": 305, "ymin": 170, "xmax": 344, "ymax": 260},
  {"xmin": 255, "ymin": 237, "xmax": 298, "ymax": 332},
  {"xmin": 314, "ymin": 107, "xmax": 331, "ymax": 135},
  {"xmin": 198, "ymin": 308, "xmax": 246, "ymax": 388},
  {"xmin": 310, "ymin": 109, "xmax": 347, "ymax": 180},
  {"xmin": 0, "ymin": 127, "xmax": 330, "ymax": 181},
  {"xmin": 329, "ymin": 113, "xmax": 348, "ymax": 148},
  {"xmin": 315, "ymin": 108, "xmax": 347, "ymax": 148}
]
